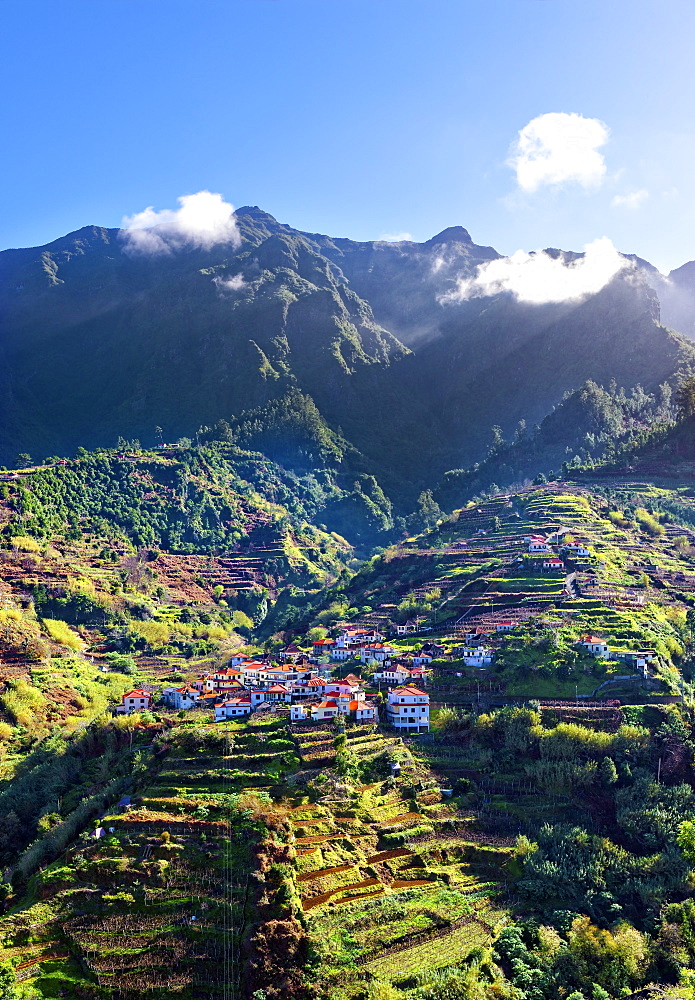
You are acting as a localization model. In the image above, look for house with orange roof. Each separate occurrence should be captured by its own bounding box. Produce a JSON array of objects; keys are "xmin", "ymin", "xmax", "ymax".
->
[
  {"xmin": 359, "ymin": 643, "xmax": 396, "ymax": 664},
  {"xmin": 386, "ymin": 686, "xmax": 430, "ymax": 732},
  {"xmin": 313, "ymin": 699, "xmax": 340, "ymax": 722},
  {"xmin": 118, "ymin": 689, "xmax": 153, "ymax": 714},
  {"xmin": 578, "ymin": 635, "xmax": 610, "ymax": 657},
  {"xmin": 324, "ymin": 679, "xmax": 360, "ymax": 698},
  {"xmin": 206, "ymin": 667, "xmax": 245, "ymax": 693},
  {"xmin": 293, "ymin": 676, "xmax": 326, "ymax": 698},
  {"xmin": 373, "ymin": 664, "xmax": 412, "ymax": 685},
  {"xmin": 342, "ymin": 672, "xmax": 364, "ymax": 687},
  {"xmin": 240, "ymin": 661, "xmax": 268, "ymax": 685},
  {"xmin": 256, "ymin": 664, "xmax": 301, "ymax": 685},
  {"xmin": 265, "ymin": 683, "xmax": 292, "ymax": 703},
  {"xmin": 215, "ymin": 696, "xmax": 252, "ymax": 721},
  {"xmin": 312, "ymin": 637, "xmax": 336, "ymax": 655},
  {"xmin": 350, "ymin": 699, "xmax": 378, "ymax": 723}
]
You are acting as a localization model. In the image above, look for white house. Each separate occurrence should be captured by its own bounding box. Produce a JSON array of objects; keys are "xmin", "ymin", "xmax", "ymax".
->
[
  {"xmin": 313, "ymin": 699, "xmax": 340, "ymax": 722},
  {"xmin": 118, "ymin": 689, "xmax": 153, "ymax": 714},
  {"xmin": 360, "ymin": 643, "xmax": 396, "ymax": 664},
  {"xmin": 215, "ymin": 696, "xmax": 252, "ymax": 721},
  {"xmin": 257, "ymin": 665, "xmax": 300, "ymax": 685},
  {"xmin": 293, "ymin": 676, "xmax": 326, "ymax": 698},
  {"xmin": 240, "ymin": 661, "xmax": 268, "ymax": 686},
  {"xmin": 312, "ymin": 638, "xmax": 336, "ymax": 656},
  {"xmin": 495, "ymin": 621, "xmax": 516, "ymax": 632},
  {"xmin": 291, "ymin": 703, "xmax": 311, "ymax": 722},
  {"xmin": 392, "ymin": 619, "xmax": 419, "ymax": 636},
  {"xmin": 163, "ymin": 685, "xmax": 201, "ymax": 710},
  {"xmin": 411, "ymin": 653, "xmax": 433, "ymax": 667},
  {"xmin": 578, "ymin": 635, "xmax": 610, "ymax": 657},
  {"xmin": 335, "ymin": 628, "xmax": 383, "ymax": 648},
  {"xmin": 460, "ymin": 646, "xmax": 494, "ymax": 666},
  {"xmin": 386, "ymin": 686, "xmax": 430, "ymax": 732},
  {"xmin": 373, "ymin": 664, "xmax": 412, "ymax": 685},
  {"xmin": 543, "ymin": 558, "xmax": 565, "ymax": 572},
  {"xmin": 331, "ymin": 646, "xmax": 354, "ymax": 662},
  {"xmin": 324, "ymin": 679, "xmax": 361, "ymax": 698},
  {"xmin": 528, "ymin": 540, "xmax": 551, "ymax": 553},
  {"xmin": 350, "ymin": 699, "xmax": 378, "ymax": 722},
  {"xmin": 563, "ymin": 543, "xmax": 591, "ymax": 558},
  {"xmin": 264, "ymin": 684, "xmax": 291, "ymax": 703},
  {"xmin": 279, "ymin": 644, "xmax": 304, "ymax": 662}
]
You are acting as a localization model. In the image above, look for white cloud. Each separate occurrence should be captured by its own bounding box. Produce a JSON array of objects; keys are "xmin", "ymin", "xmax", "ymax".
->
[
  {"xmin": 377, "ymin": 232, "xmax": 414, "ymax": 242},
  {"xmin": 213, "ymin": 273, "xmax": 246, "ymax": 294},
  {"xmin": 121, "ymin": 190, "xmax": 241, "ymax": 254},
  {"xmin": 441, "ymin": 237, "xmax": 630, "ymax": 305},
  {"xmin": 510, "ymin": 112, "xmax": 610, "ymax": 193},
  {"xmin": 611, "ymin": 188, "xmax": 649, "ymax": 210}
]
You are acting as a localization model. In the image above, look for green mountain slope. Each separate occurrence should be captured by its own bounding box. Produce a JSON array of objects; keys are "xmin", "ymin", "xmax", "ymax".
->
[
  {"xmin": 4, "ymin": 209, "xmax": 695, "ymax": 512},
  {"xmin": 0, "ymin": 213, "xmax": 407, "ymax": 466}
]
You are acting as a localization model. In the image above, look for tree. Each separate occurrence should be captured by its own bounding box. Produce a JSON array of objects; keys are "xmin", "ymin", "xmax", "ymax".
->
[
  {"xmin": 678, "ymin": 819, "xmax": 695, "ymax": 863},
  {"xmin": 598, "ymin": 756, "xmax": 618, "ymax": 787},
  {"xmin": 415, "ymin": 490, "xmax": 442, "ymax": 529},
  {"xmin": 675, "ymin": 376, "xmax": 695, "ymax": 420},
  {"xmin": 14, "ymin": 453, "xmax": 31, "ymax": 469},
  {"xmin": 487, "ymin": 424, "xmax": 504, "ymax": 456}
]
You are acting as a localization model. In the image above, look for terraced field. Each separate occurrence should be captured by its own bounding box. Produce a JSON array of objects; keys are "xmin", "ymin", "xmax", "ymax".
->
[
  {"xmin": 290, "ymin": 726, "xmax": 513, "ymax": 998},
  {"xmin": 0, "ymin": 717, "xmax": 301, "ymax": 998}
]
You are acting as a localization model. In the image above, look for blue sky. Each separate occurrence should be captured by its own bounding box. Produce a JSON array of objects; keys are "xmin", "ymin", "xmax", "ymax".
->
[{"xmin": 2, "ymin": 0, "xmax": 695, "ymax": 271}]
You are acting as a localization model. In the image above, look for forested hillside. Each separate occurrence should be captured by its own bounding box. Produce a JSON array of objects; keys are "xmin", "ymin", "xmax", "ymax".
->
[{"xmin": 3, "ymin": 209, "xmax": 695, "ymax": 510}]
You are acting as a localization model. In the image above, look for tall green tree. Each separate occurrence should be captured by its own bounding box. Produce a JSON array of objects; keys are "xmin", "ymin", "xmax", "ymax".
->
[{"xmin": 675, "ymin": 376, "xmax": 695, "ymax": 420}]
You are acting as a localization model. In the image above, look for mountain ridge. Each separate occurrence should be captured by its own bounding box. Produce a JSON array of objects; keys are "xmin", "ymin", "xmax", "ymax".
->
[{"xmin": 3, "ymin": 208, "xmax": 695, "ymax": 517}]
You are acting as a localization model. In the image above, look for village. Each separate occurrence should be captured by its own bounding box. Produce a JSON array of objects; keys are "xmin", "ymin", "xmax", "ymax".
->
[{"xmin": 112, "ymin": 487, "xmax": 680, "ymax": 731}]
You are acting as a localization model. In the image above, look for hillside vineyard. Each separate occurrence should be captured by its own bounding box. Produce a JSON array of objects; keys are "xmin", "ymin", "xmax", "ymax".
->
[{"xmin": 4, "ymin": 213, "xmax": 695, "ymax": 1000}]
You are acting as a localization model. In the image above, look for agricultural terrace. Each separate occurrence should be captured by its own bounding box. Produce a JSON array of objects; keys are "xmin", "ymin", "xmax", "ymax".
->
[
  {"xmin": 0, "ymin": 714, "xmax": 517, "ymax": 999},
  {"xmin": 336, "ymin": 485, "xmax": 695, "ymax": 703},
  {"xmin": 0, "ymin": 716, "xmax": 305, "ymax": 999},
  {"xmin": 290, "ymin": 724, "xmax": 513, "ymax": 999}
]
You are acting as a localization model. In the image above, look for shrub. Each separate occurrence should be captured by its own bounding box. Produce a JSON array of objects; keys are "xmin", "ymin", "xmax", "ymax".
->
[{"xmin": 42, "ymin": 618, "xmax": 84, "ymax": 651}]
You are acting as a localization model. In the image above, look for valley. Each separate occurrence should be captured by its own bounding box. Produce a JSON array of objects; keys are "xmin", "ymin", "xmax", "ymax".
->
[{"xmin": 0, "ymin": 459, "xmax": 695, "ymax": 997}]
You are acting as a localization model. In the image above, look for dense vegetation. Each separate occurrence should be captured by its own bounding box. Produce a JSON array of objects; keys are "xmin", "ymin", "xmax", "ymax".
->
[{"xmin": 4, "ymin": 208, "xmax": 695, "ymax": 512}]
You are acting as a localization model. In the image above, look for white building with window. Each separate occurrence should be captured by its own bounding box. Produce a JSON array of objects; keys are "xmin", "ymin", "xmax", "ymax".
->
[{"xmin": 386, "ymin": 686, "xmax": 430, "ymax": 732}]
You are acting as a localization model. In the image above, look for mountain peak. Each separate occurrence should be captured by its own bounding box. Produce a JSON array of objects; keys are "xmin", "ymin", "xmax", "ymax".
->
[
  {"xmin": 426, "ymin": 225, "xmax": 473, "ymax": 245},
  {"xmin": 235, "ymin": 205, "xmax": 281, "ymax": 226}
]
